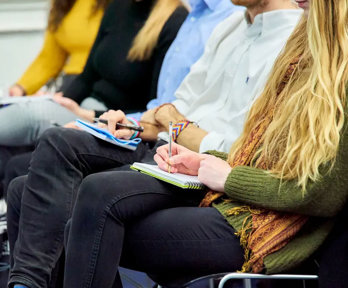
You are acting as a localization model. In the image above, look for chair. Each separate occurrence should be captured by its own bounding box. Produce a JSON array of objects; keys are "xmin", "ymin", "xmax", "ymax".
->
[
  {"xmin": 218, "ymin": 273, "xmax": 318, "ymax": 288},
  {"xmin": 156, "ymin": 272, "xmax": 318, "ymax": 288}
]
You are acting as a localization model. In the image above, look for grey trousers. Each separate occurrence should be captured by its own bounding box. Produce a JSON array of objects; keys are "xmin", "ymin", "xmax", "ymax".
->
[{"xmin": 0, "ymin": 97, "xmax": 107, "ymax": 146}]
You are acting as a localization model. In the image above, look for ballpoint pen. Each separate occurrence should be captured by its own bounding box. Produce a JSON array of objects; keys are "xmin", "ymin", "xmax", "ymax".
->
[
  {"xmin": 168, "ymin": 121, "xmax": 173, "ymax": 158},
  {"xmin": 168, "ymin": 121, "xmax": 173, "ymax": 173},
  {"xmin": 94, "ymin": 118, "xmax": 144, "ymax": 132}
]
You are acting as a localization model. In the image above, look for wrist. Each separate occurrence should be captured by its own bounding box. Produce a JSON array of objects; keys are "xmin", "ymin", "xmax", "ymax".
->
[
  {"xmin": 154, "ymin": 104, "xmax": 184, "ymax": 128},
  {"xmin": 11, "ymin": 84, "xmax": 26, "ymax": 96},
  {"xmin": 127, "ymin": 117, "xmax": 141, "ymax": 139},
  {"xmin": 80, "ymin": 109, "xmax": 95, "ymax": 122}
]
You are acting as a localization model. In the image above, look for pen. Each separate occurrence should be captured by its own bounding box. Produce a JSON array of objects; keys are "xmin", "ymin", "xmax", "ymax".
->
[
  {"xmin": 168, "ymin": 121, "xmax": 173, "ymax": 158},
  {"xmin": 168, "ymin": 121, "xmax": 173, "ymax": 173},
  {"xmin": 94, "ymin": 118, "xmax": 144, "ymax": 132}
]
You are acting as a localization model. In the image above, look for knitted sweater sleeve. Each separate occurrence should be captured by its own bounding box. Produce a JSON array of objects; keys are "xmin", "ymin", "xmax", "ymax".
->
[{"xmin": 207, "ymin": 130, "xmax": 348, "ymax": 218}]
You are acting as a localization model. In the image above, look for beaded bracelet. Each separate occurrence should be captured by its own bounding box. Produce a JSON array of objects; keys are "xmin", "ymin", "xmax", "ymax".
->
[
  {"xmin": 171, "ymin": 120, "xmax": 197, "ymax": 142},
  {"xmin": 127, "ymin": 117, "xmax": 141, "ymax": 139}
]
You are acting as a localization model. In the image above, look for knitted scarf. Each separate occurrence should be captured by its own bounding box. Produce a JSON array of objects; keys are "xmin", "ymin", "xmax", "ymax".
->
[{"xmin": 199, "ymin": 57, "xmax": 308, "ymax": 273}]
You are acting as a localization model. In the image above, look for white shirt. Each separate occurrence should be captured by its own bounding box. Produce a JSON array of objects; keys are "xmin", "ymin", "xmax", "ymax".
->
[{"xmin": 172, "ymin": 9, "xmax": 303, "ymax": 153}]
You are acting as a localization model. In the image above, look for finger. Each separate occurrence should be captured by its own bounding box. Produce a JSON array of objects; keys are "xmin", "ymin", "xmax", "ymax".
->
[
  {"xmin": 53, "ymin": 92, "xmax": 63, "ymax": 98},
  {"xmin": 154, "ymin": 154, "xmax": 168, "ymax": 171},
  {"xmin": 166, "ymin": 163, "xmax": 177, "ymax": 174},
  {"xmin": 156, "ymin": 145, "xmax": 170, "ymax": 162},
  {"xmin": 104, "ymin": 111, "xmax": 117, "ymax": 135},
  {"xmin": 169, "ymin": 154, "xmax": 188, "ymax": 165},
  {"xmin": 113, "ymin": 128, "xmax": 133, "ymax": 139}
]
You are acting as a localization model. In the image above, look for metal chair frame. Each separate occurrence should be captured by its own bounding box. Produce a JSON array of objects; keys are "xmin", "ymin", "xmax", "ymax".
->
[
  {"xmin": 157, "ymin": 272, "xmax": 318, "ymax": 288},
  {"xmin": 218, "ymin": 273, "xmax": 318, "ymax": 288}
]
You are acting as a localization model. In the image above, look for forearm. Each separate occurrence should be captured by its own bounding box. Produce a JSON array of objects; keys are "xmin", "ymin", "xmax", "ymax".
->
[
  {"xmin": 154, "ymin": 103, "xmax": 208, "ymax": 151},
  {"xmin": 17, "ymin": 31, "xmax": 67, "ymax": 95},
  {"xmin": 176, "ymin": 125, "xmax": 207, "ymax": 152},
  {"xmin": 139, "ymin": 121, "xmax": 160, "ymax": 142},
  {"xmin": 224, "ymin": 165, "xmax": 347, "ymax": 217}
]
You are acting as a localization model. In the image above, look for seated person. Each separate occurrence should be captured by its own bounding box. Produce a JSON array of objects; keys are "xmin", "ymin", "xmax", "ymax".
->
[
  {"xmin": 9, "ymin": 0, "xmax": 106, "ymax": 97},
  {"xmin": 0, "ymin": 0, "xmax": 187, "ymax": 147},
  {"xmin": 1, "ymin": 0, "xmax": 243, "ymax": 198},
  {"xmin": 6, "ymin": 0, "xmax": 302, "ymax": 287},
  {"xmin": 0, "ymin": 0, "xmax": 107, "ymax": 198},
  {"xmin": 62, "ymin": 0, "xmax": 348, "ymax": 286}
]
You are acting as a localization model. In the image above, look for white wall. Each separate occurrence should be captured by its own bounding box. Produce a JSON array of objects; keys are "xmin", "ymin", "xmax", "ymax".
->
[{"xmin": 0, "ymin": 0, "xmax": 49, "ymax": 92}]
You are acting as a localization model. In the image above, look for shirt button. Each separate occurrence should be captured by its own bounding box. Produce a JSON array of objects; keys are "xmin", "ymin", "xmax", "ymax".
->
[
  {"xmin": 190, "ymin": 17, "xmax": 196, "ymax": 22},
  {"xmin": 175, "ymin": 47, "xmax": 180, "ymax": 52}
]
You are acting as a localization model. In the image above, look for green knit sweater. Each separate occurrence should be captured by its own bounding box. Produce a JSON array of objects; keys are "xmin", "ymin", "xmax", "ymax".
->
[{"xmin": 208, "ymin": 123, "xmax": 348, "ymax": 274}]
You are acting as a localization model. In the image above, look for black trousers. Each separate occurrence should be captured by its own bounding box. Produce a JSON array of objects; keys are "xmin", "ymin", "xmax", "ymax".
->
[
  {"xmin": 0, "ymin": 147, "xmax": 32, "ymax": 199},
  {"xmin": 6, "ymin": 127, "xmax": 244, "ymax": 288},
  {"xmin": 7, "ymin": 174, "xmax": 244, "ymax": 288},
  {"xmin": 6, "ymin": 127, "xmax": 158, "ymax": 288},
  {"xmin": 63, "ymin": 171, "xmax": 244, "ymax": 288}
]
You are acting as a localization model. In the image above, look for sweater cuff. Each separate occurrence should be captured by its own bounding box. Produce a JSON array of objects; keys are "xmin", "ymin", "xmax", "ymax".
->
[
  {"xmin": 204, "ymin": 150, "xmax": 228, "ymax": 160},
  {"xmin": 224, "ymin": 166, "xmax": 274, "ymax": 203}
]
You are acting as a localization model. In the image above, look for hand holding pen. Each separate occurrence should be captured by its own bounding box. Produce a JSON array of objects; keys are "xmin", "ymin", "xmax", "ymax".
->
[
  {"xmin": 96, "ymin": 110, "xmax": 143, "ymax": 139},
  {"xmin": 154, "ymin": 142, "xmax": 202, "ymax": 175},
  {"xmin": 95, "ymin": 118, "xmax": 144, "ymax": 132}
]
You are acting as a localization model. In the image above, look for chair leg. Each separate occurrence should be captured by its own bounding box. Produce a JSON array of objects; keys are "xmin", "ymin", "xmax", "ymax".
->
[{"xmin": 243, "ymin": 279, "xmax": 252, "ymax": 288}]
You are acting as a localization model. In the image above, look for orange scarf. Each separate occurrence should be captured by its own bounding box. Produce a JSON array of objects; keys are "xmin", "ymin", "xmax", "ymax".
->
[{"xmin": 199, "ymin": 58, "xmax": 308, "ymax": 273}]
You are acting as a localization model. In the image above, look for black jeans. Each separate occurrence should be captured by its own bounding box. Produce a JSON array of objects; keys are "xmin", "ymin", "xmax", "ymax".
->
[
  {"xmin": 2, "ymin": 152, "xmax": 32, "ymax": 200},
  {"xmin": 63, "ymin": 171, "xmax": 244, "ymax": 288},
  {"xmin": 0, "ymin": 146, "xmax": 32, "ymax": 199},
  {"xmin": 6, "ymin": 127, "xmax": 160, "ymax": 288}
]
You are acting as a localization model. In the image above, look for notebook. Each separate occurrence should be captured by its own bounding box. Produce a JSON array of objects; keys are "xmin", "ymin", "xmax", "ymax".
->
[
  {"xmin": 0, "ymin": 94, "xmax": 53, "ymax": 105},
  {"xmin": 75, "ymin": 119, "xmax": 142, "ymax": 151},
  {"xmin": 131, "ymin": 162, "xmax": 204, "ymax": 189}
]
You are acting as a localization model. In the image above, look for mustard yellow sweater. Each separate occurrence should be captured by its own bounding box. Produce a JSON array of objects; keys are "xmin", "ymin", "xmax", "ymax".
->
[{"xmin": 16, "ymin": 0, "xmax": 104, "ymax": 95}]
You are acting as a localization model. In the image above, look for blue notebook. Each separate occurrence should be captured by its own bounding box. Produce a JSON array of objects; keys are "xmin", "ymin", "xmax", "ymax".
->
[{"xmin": 75, "ymin": 119, "xmax": 142, "ymax": 151}]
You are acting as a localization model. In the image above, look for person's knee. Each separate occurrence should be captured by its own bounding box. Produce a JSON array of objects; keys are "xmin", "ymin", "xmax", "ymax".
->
[
  {"xmin": 3, "ymin": 153, "xmax": 31, "ymax": 196},
  {"xmin": 7, "ymin": 175, "xmax": 27, "ymax": 212},
  {"xmin": 36, "ymin": 127, "xmax": 82, "ymax": 156},
  {"xmin": 77, "ymin": 174, "xmax": 108, "ymax": 209}
]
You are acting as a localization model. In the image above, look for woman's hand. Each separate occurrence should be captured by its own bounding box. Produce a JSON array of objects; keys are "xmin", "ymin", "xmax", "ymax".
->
[
  {"xmin": 63, "ymin": 121, "xmax": 82, "ymax": 130},
  {"xmin": 9, "ymin": 84, "xmax": 25, "ymax": 96},
  {"xmin": 154, "ymin": 143, "xmax": 203, "ymax": 175},
  {"xmin": 98, "ymin": 110, "xmax": 134, "ymax": 139},
  {"xmin": 53, "ymin": 93, "xmax": 95, "ymax": 122},
  {"xmin": 198, "ymin": 155, "xmax": 232, "ymax": 192}
]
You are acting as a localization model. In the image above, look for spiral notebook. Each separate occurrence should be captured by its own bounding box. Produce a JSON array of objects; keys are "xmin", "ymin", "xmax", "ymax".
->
[
  {"xmin": 131, "ymin": 162, "xmax": 204, "ymax": 189},
  {"xmin": 75, "ymin": 119, "xmax": 141, "ymax": 151}
]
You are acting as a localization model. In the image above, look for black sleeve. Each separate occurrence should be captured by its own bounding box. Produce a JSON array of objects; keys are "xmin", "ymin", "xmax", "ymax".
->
[
  {"xmin": 149, "ymin": 6, "xmax": 188, "ymax": 101},
  {"xmin": 63, "ymin": 2, "xmax": 114, "ymax": 103}
]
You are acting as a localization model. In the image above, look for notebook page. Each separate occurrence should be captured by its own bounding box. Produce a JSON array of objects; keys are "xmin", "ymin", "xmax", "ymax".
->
[{"xmin": 132, "ymin": 162, "xmax": 201, "ymax": 186}]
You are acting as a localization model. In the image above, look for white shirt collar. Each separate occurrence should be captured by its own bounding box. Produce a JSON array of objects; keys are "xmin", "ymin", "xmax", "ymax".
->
[{"xmin": 244, "ymin": 9, "xmax": 303, "ymax": 38}]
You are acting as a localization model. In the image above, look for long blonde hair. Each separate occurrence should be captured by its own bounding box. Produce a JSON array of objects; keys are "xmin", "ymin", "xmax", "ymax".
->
[
  {"xmin": 128, "ymin": 0, "xmax": 182, "ymax": 61},
  {"xmin": 228, "ymin": 0, "xmax": 348, "ymax": 190}
]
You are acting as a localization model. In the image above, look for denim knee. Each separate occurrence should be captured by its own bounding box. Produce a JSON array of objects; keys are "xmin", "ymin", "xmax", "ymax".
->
[
  {"xmin": 7, "ymin": 176, "xmax": 26, "ymax": 213},
  {"xmin": 76, "ymin": 174, "xmax": 110, "ymax": 212},
  {"xmin": 35, "ymin": 127, "xmax": 83, "ymax": 158}
]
